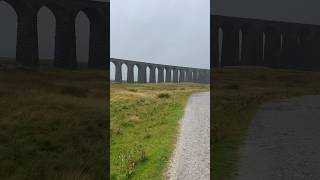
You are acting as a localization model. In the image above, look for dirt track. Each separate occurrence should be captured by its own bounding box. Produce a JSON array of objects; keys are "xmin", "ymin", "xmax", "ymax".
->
[{"xmin": 166, "ymin": 92, "xmax": 210, "ymax": 180}]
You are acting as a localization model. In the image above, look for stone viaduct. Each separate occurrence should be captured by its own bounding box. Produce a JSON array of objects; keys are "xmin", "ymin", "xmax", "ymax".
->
[
  {"xmin": 1, "ymin": 0, "xmax": 109, "ymax": 69},
  {"xmin": 110, "ymin": 58, "xmax": 210, "ymax": 84},
  {"xmin": 211, "ymin": 15, "xmax": 320, "ymax": 71}
]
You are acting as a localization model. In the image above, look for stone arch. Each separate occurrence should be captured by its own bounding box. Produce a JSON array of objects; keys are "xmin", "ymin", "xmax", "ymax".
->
[
  {"xmin": 241, "ymin": 23, "xmax": 254, "ymax": 65},
  {"xmin": 75, "ymin": 10, "xmax": 90, "ymax": 66},
  {"xmin": 121, "ymin": 63, "xmax": 128, "ymax": 82},
  {"xmin": 77, "ymin": 7, "xmax": 107, "ymax": 68},
  {"xmin": 155, "ymin": 67, "xmax": 159, "ymax": 83},
  {"xmin": 133, "ymin": 64, "xmax": 139, "ymax": 82},
  {"xmin": 163, "ymin": 68, "xmax": 167, "ymax": 83},
  {"xmin": 37, "ymin": 6, "xmax": 56, "ymax": 63},
  {"xmin": 146, "ymin": 66, "xmax": 150, "ymax": 83},
  {"xmin": 220, "ymin": 22, "xmax": 238, "ymax": 66},
  {"xmin": 0, "ymin": 1, "xmax": 17, "ymax": 62},
  {"xmin": 179, "ymin": 69, "xmax": 185, "ymax": 82},
  {"xmin": 298, "ymin": 27, "xmax": 312, "ymax": 69},
  {"xmin": 110, "ymin": 61, "xmax": 116, "ymax": 81},
  {"xmin": 263, "ymin": 25, "xmax": 281, "ymax": 67},
  {"xmin": 2, "ymin": 0, "xmax": 21, "ymax": 14},
  {"xmin": 170, "ymin": 69, "xmax": 174, "ymax": 82}
]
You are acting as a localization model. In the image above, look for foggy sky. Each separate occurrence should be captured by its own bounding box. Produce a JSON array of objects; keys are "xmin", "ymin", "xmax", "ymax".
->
[
  {"xmin": 212, "ymin": 0, "xmax": 320, "ymax": 25},
  {"xmin": 111, "ymin": 0, "xmax": 210, "ymax": 69}
]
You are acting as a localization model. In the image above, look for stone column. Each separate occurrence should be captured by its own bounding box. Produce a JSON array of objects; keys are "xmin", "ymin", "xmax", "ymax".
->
[
  {"xmin": 206, "ymin": 70, "xmax": 210, "ymax": 84},
  {"xmin": 211, "ymin": 16, "xmax": 220, "ymax": 67},
  {"xmin": 242, "ymin": 26, "xmax": 260, "ymax": 65},
  {"xmin": 198, "ymin": 70, "xmax": 204, "ymax": 83},
  {"xmin": 127, "ymin": 63, "xmax": 134, "ymax": 83},
  {"xmin": 221, "ymin": 24, "xmax": 239, "ymax": 66},
  {"xmin": 312, "ymin": 30, "xmax": 320, "ymax": 70},
  {"xmin": 16, "ymin": 10, "xmax": 39, "ymax": 66},
  {"xmin": 115, "ymin": 62, "xmax": 122, "ymax": 82},
  {"xmin": 264, "ymin": 28, "xmax": 281, "ymax": 68},
  {"xmin": 179, "ymin": 69, "xmax": 185, "ymax": 83},
  {"xmin": 165, "ymin": 67, "xmax": 171, "ymax": 82},
  {"xmin": 299, "ymin": 27, "xmax": 313, "ymax": 70},
  {"xmin": 192, "ymin": 70, "xmax": 198, "ymax": 83},
  {"xmin": 138, "ymin": 64, "xmax": 146, "ymax": 83},
  {"xmin": 282, "ymin": 26, "xmax": 299, "ymax": 69},
  {"xmin": 256, "ymin": 29, "xmax": 264, "ymax": 65},
  {"xmin": 149, "ymin": 66, "xmax": 156, "ymax": 83},
  {"xmin": 186, "ymin": 70, "xmax": 193, "ymax": 82},
  {"xmin": 173, "ymin": 68, "xmax": 178, "ymax": 83},
  {"xmin": 158, "ymin": 66, "xmax": 164, "ymax": 83},
  {"xmin": 54, "ymin": 12, "xmax": 77, "ymax": 69},
  {"xmin": 88, "ymin": 11, "xmax": 108, "ymax": 69}
]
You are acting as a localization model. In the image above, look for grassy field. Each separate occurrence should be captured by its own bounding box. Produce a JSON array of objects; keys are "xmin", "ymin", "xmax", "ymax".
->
[
  {"xmin": 0, "ymin": 62, "xmax": 108, "ymax": 180},
  {"xmin": 110, "ymin": 82, "xmax": 209, "ymax": 179},
  {"xmin": 212, "ymin": 66, "xmax": 320, "ymax": 180}
]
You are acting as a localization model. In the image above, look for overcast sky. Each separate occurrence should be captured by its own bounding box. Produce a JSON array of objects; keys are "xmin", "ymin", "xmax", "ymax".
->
[
  {"xmin": 111, "ymin": 0, "xmax": 210, "ymax": 69},
  {"xmin": 212, "ymin": 0, "xmax": 320, "ymax": 25}
]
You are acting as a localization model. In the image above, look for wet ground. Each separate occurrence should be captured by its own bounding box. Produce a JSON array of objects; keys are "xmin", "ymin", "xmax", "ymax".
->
[{"xmin": 235, "ymin": 96, "xmax": 320, "ymax": 180}]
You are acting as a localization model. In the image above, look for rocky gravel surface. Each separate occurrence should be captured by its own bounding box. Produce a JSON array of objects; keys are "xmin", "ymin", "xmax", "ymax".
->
[
  {"xmin": 166, "ymin": 92, "xmax": 210, "ymax": 180},
  {"xmin": 235, "ymin": 96, "xmax": 320, "ymax": 180}
]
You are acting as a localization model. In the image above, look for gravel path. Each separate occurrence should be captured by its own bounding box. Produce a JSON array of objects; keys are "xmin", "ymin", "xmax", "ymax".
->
[
  {"xmin": 166, "ymin": 92, "xmax": 210, "ymax": 180},
  {"xmin": 235, "ymin": 95, "xmax": 320, "ymax": 180}
]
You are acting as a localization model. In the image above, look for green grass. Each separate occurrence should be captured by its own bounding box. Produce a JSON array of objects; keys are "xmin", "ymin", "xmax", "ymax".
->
[
  {"xmin": 0, "ymin": 62, "xmax": 108, "ymax": 180},
  {"xmin": 110, "ymin": 83, "xmax": 209, "ymax": 179},
  {"xmin": 212, "ymin": 66, "xmax": 320, "ymax": 180}
]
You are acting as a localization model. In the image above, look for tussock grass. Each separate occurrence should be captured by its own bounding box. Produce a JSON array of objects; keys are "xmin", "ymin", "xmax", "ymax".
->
[
  {"xmin": 0, "ymin": 63, "xmax": 108, "ymax": 180},
  {"xmin": 111, "ymin": 83, "xmax": 209, "ymax": 179},
  {"xmin": 212, "ymin": 66, "xmax": 320, "ymax": 180}
]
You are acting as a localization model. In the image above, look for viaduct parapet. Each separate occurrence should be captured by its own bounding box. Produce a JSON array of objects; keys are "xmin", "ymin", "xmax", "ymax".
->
[
  {"xmin": 110, "ymin": 58, "xmax": 210, "ymax": 84},
  {"xmin": 1, "ymin": 0, "xmax": 109, "ymax": 69},
  {"xmin": 211, "ymin": 15, "xmax": 320, "ymax": 70}
]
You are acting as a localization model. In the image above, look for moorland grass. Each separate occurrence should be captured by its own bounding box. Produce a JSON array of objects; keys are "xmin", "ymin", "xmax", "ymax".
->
[
  {"xmin": 110, "ymin": 83, "xmax": 209, "ymax": 179},
  {"xmin": 0, "ymin": 62, "xmax": 108, "ymax": 180},
  {"xmin": 213, "ymin": 66, "xmax": 320, "ymax": 180}
]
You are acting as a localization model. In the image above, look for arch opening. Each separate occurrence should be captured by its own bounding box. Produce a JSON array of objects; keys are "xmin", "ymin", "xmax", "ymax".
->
[
  {"xmin": 37, "ymin": 6, "xmax": 56, "ymax": 64},
  {"xmin": 171, "ymin": 69, "xmax": 174, "ymax": 82},
  {"xmin": 133, "ymin": 65, "xmax": 138, "ymax": 82},
  {"xmin": 0, "ymin": 1, "xmax": 17, "ymax": 63},
  {"xmin": 76, "ymin": 11, "xmax": 90, "ymax": 66},
  {"xmin": 146, "ymin": 66, "xmax": 150, "ymax": 83},
  {"xmin": 121, "ymin": 63, "xmax": 128, "ymax": 82},
  {"xmin": 110, "ymin": 61, "xmax": 116, "ymax": 80},
  {"xmin": 155, "ymin": 67, "xmax": 159, "ymax": 83}
]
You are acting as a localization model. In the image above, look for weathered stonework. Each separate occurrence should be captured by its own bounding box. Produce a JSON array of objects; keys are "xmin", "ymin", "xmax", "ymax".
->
[
  {"xmin": 110, "ymin": 58, "xmax": 210, "ymax": 84},
  {"xmin": 2, "ymin": 0, "xmax": 109, "ymax": 69},
  {"xmin": 211, "ymin": 15, "xmax": 320, "ymax": 71}
]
